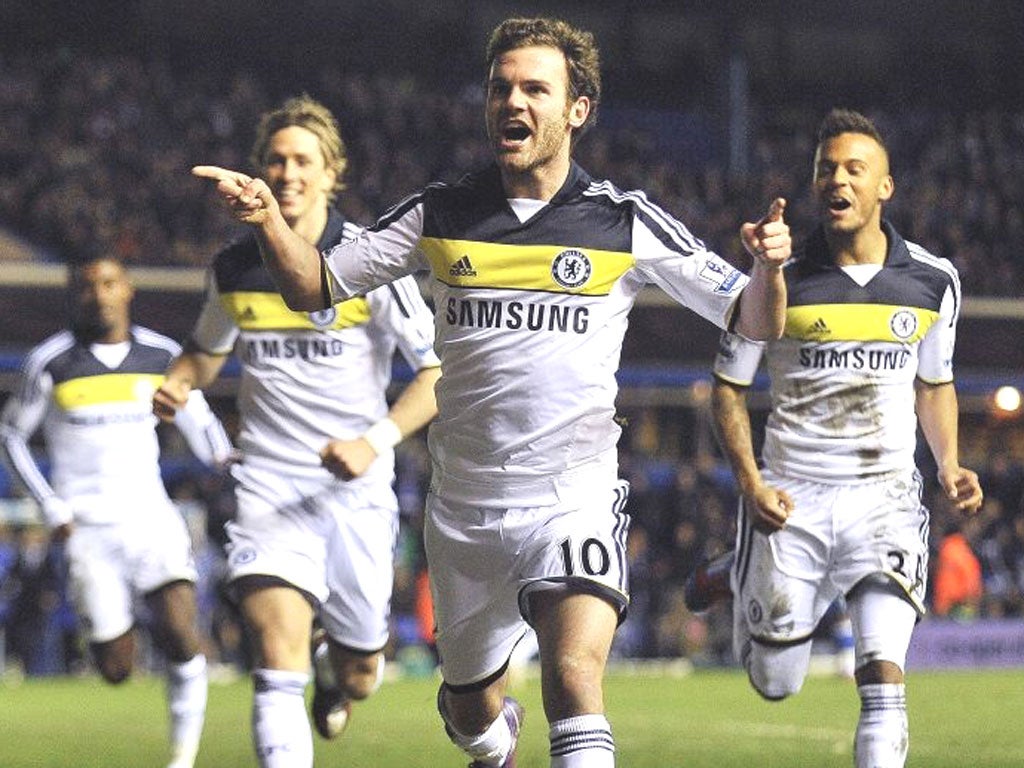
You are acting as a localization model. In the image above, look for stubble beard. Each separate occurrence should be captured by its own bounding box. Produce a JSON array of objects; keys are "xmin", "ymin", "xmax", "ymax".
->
[{"xmin": 495, "ymin": 122, "xmax": 569, "ymax": 181}]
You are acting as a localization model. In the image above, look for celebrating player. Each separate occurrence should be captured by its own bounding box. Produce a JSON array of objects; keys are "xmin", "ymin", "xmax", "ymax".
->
[
  {"xmin": 153, "ymin": 95, "xmax": 440, "ymax": 768},
  {"xmin": 0, "ymin": 254, "xmax": 232, "ymax": 768},
  {"xmin": 688, "ymin": 108, "xmax": 983, "ymax": 768},
  {"xmin": 192, "ymin": 18, "xmax": 788, "ymax": 768}
]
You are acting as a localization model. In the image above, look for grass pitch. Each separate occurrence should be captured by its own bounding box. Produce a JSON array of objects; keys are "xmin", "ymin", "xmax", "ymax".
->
[{"xmin": 3, "ymin": 664, "xmax": 1022, "ymax": 767}]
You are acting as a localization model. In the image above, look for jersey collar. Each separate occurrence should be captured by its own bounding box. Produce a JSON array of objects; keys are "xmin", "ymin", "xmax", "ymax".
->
[
  {"xmin": 804, "ymin": 220, "xmax": 910, "ymax": 268},
  {"xmin": 483, "ymin": 160, "xmax": 593, "ymax": 206}
]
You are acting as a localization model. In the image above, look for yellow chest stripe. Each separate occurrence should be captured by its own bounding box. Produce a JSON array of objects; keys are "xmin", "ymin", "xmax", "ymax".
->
[
  {"xmin": 220, "ymin": 292, "xmax": 370, "ymax": 330},
  {"xmin": 786, "ymin": 304, "xmax": 939, "ymax": 343},
  {"xmin": 53, "ymin": 373, "xmax": 164, "ymax": 409},
  {"xmin": 420, "ymin": 237, "xmax": 633, "ymax": 295}
]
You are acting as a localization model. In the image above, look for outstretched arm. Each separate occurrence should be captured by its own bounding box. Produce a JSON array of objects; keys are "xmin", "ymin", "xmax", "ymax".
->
[
  {"xmin": 711, "ymin": 378, "xmax": 793, "ymax": 533},
  {"xmin": 733, "ymin": 197, "xmax": 789, "ymax": 341},
  {"xmin": 320, "ymin": 365, "xmax": 441, "ymax": 480},
  {"xmin": 916, "ymin": 379, "xmax": 983, "ymax": 514},
  {"xmin": 192, "ymin": 165, "xmax": 326, "ymax": 310}
]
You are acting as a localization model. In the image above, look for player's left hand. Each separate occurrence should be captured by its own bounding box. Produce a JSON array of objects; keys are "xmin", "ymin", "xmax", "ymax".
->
[
  {"xmin": 938, "ymin": 466, "xmax": 984, "ymax": 515},
  {"xmin": 746, "ymin": 482, "xmax": 794, "ymax": 534},
  {"xmin": 320, "ymin": 438, "xmax": 376, "ymax": 481},
  {"xmin": 741, "ymin": 197, "xmax": 790, "ymax": 270}
]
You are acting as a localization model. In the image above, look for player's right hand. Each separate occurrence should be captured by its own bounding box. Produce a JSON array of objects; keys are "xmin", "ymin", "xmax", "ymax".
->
[
  {"xmin": 152, "ymin": 378, "xmax": 191, "ymax": 423},
  {"xmin": 192, "ymin": 165, "xmax": 279, "ymax": 225},
  {"xmin": 745, "ymin": 483, "xmax": 794, "ymax": 533}
]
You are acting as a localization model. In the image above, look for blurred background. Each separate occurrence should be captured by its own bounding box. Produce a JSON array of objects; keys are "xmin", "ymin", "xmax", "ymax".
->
[{"xmin": 1, "ymin": 0, "xmax": 1022, "ymax": 678}]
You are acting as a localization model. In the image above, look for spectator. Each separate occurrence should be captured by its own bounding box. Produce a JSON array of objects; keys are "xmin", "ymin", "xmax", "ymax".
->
[{"xmin": 932, "ymin": 519, "xmax": 984, "ymax": 619}]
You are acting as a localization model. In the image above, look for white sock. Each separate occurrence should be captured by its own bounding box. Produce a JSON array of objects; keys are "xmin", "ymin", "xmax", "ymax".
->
[
  {"xmin": 166, "ymin": 654, "xmax": 207, "ymax": 768},
  {"xmin": 855, "ymin": 683, "xmax": 908, "ymax": 768},
  {"xmin": 550, "ymin": 714, "xmax": 615, "ymax": 768},
  {"xmin": 441, "ymin": 699, "xmax": 514, "ymax": 766},
  {"xmin": 252, "ymin": 668, "xmax": 312, "ymax": 768}
]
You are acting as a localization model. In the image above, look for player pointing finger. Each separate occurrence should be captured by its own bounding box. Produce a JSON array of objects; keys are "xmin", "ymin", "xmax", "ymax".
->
[
  {"xmin": 177, "ymin": 97, "xmax": 441, "ymax": 763},
  {"xmin": 191, "ymin": 164, "xmax": 252, "ymax": 200},
  {"xmin": 690, "ymin": 109, "xmax": 979, "ymax": 768},
  {"xmin": 741, "ymin": 197, "xmax": 790, "ymax": 269},
  {"xmin": 766, "ymin": 196, "xmax": 785, "ymax": 221},
  {"xmin": 192, "ymin": 164, "xmax": 278, "ymax": 224}
]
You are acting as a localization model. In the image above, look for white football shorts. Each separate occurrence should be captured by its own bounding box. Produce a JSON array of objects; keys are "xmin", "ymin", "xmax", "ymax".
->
[
  {"xmin": 425, "ymin": 478, "xmax": 631, "ymax": 688},
  {"xmin": 67, "ymin": 501, "xmax": 196, "ymax": 643},
  {"xmin": 224, "ymin": 463, "xmax": 399, "ymax": 652},
  {"xmin": 732, "ymin": 468, "xmax": 930, "ymax": 647}
]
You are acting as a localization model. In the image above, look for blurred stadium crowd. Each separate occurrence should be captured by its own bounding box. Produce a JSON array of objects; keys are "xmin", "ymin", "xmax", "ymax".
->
[
  {"xmin": 2, "ymin": 49, "xmax": 1024, "ymax": 294},
  {"xmin": 1, "ymin": 45, "xmax": 1023, "ymax": 676}
]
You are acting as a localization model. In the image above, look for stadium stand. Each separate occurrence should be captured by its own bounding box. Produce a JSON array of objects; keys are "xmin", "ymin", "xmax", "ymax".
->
[{"xmin": 1, "ymin": 49, "xmax": 1023, "ymax": 298}]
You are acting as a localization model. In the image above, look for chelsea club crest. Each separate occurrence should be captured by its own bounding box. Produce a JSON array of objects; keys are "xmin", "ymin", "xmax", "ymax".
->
[
  {"xmin": 889, "ymin": 309, "xmax": 918, "ymax": 340},
  {"xmin": 551, "ymin": 249, "xmax": 592, "ymax": 289}
]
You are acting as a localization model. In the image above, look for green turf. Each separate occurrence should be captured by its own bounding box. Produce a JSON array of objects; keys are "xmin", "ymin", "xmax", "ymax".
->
[{"xmin": 2, "ymin": 665, "xmax": 1022, "ymax": 767}]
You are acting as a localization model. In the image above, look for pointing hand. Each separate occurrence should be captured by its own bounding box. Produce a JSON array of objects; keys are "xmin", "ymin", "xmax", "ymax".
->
[
  {"xmin": 741, "ymin": 197, "xmax": 790, "ymax": 270},
  {"xmin": 193, "ymin": 165, "xmax": 278, "ymax": 225}
]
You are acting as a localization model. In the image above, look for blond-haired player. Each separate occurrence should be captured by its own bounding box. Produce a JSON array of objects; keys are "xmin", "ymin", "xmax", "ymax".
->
[{"xmin": 154, "ymin": 95, "xmax": 440, "ymax": 768}]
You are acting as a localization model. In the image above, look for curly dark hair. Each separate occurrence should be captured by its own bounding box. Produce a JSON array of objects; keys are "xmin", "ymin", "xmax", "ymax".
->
[{"xmin": 486, "ymin": 17, "xmax": 602, "ymax": 140}]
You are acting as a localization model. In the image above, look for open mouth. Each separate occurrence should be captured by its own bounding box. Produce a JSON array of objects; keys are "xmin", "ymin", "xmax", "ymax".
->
[
  {"xmin": 502, "ymin": 123, "xmax": 531, "ymax": 143},
  {"xmin": 828, "ymin": 198, "xmax": 852, "ymax": 212}
]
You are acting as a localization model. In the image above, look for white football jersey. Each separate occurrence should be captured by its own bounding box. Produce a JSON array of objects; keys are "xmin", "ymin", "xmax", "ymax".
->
[
  {"xmin": 713, "ymin": 223, "xmax": 960, "ymax": 483},
  {"xmin": 0, "ymin": 327, "xmax": 231, "ymax": 525},
  {"xmin": 323, "ymin": 163, "xmax": 748, "ymax": 506},
  {"xmin": 190, "ymin": 210, "xmax": 440, "ymax": 485}
]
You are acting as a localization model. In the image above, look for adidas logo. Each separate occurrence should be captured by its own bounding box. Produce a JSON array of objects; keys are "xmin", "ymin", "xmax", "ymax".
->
[
  {"xmin": 240, "ymin": 306, "xmax": 257, "ymax": 321},
  {"xmin": 449, "ymin": 255, "xmax": 477, "ymax": 277},
  {"xmin": 809, "ymin": 317, "xmax": 829, "ymax": 335}
]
